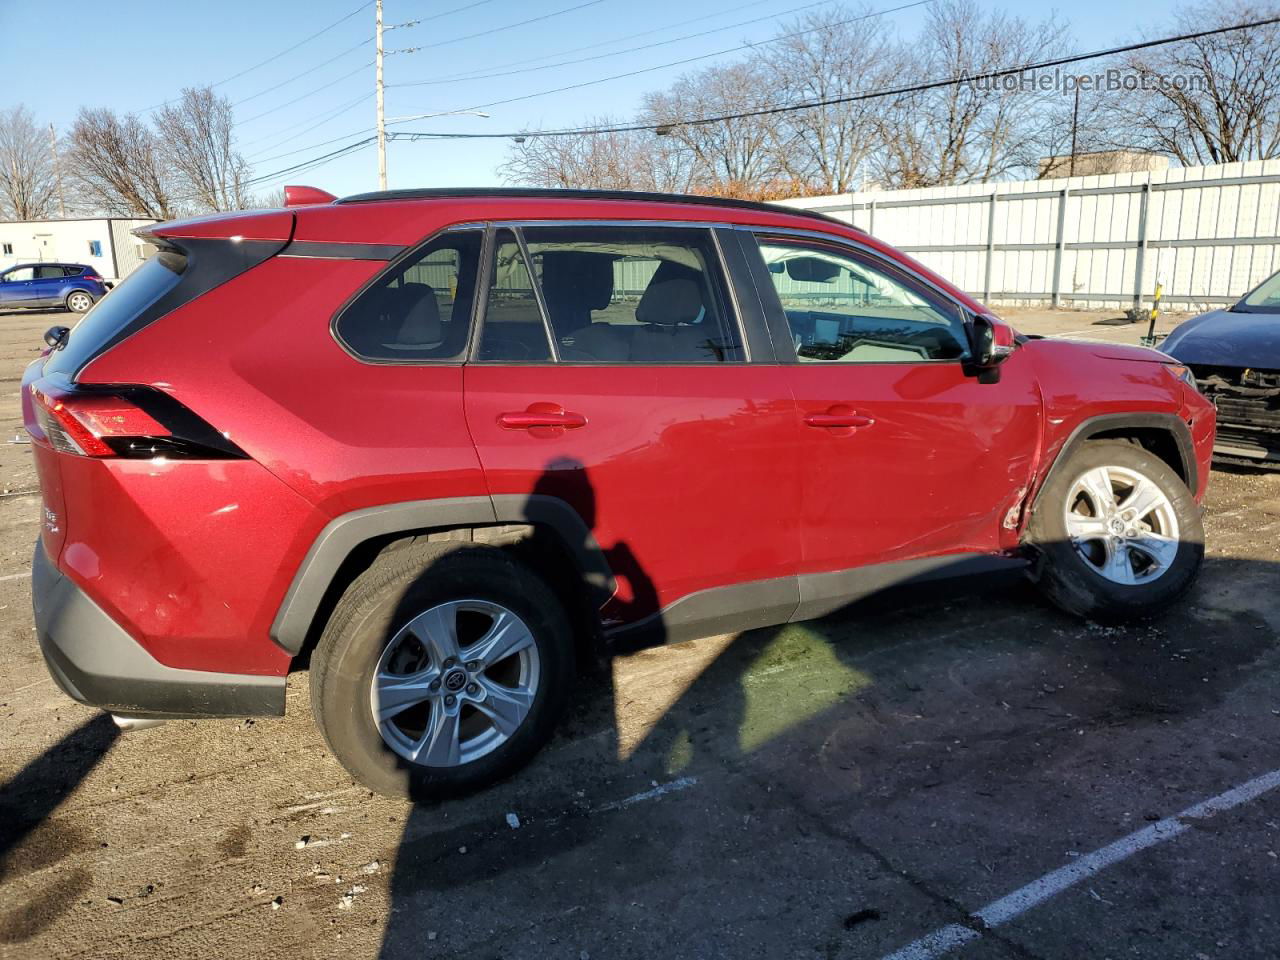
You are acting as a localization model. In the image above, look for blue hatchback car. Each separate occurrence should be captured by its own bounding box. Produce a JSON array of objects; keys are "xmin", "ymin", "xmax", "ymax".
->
[{"xmin": 0, "ymin": 262, "xmax": 108, "ymax": 314}]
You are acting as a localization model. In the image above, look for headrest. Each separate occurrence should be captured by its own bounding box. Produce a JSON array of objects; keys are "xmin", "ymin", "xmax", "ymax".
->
[
  {"xmin": 392, "ymin": 282, "xmax": 442, "ymax": 346},
  {"xmin": 636, "ymin": 277, "xmax": 702, "ymax": 326},
  {"xmin": 541, "ymin": 252, "xmax": 614, "ymax": 316}
]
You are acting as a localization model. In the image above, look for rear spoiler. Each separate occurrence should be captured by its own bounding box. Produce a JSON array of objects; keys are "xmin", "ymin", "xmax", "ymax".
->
[{"xmin": 132, "ymin": 211, "xmax": 296, "ymax": 249}]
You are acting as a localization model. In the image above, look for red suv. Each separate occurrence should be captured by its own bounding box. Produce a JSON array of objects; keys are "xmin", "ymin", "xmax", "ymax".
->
[{"xmin": 25, "ymin": 188, "xmax": 1216, "ymax": 799}]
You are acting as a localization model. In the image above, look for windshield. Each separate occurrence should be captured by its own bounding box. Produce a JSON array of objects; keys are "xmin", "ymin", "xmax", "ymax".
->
[
  {"xmin": 1238, "ymin": 270, "xmax": 1280, "ymax": 312},
  {"xmin": 43, "ymin": 252, "xmax": 186, "ymax": 377}
]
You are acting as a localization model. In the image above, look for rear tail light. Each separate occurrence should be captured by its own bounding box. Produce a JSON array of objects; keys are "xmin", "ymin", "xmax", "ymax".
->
[
  {"xmin": 84, "ymin": 273, "xmax": 104, "ymax": 283},
  {"xmin": 29, "ymin": 383, "xmax": 246, "ymax": 460}
]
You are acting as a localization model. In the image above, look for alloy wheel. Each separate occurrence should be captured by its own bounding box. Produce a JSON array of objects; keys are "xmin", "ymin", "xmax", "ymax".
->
[
  {"xmin": 1063, "ymin": 465, "xmax": 1181, "ymax": 585},
  {"xmin": 68, "ymin": 293, "xmax": 92, "ymax": 312},
  {"xmin": 369, "ymin": 600, "xmax": 540, "ymax": 766}
]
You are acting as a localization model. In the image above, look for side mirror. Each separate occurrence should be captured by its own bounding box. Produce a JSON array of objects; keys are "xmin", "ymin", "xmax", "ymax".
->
[
  {"xmin": 968, "ymin": 313, "xmax": 1017, "ymax": 382},
  {"xmin": 44, "ymin": 326, "xmax": 70, "ymax": 350}
]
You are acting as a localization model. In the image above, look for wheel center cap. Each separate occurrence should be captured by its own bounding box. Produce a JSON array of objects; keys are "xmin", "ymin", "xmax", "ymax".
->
[
  {"xmin": 1109, "ymin": 517, "xmax": 1126, "ymax": 535},
  {"xmin": 443, "ymin": 669, "xmax": 467, "ymax": 693}
]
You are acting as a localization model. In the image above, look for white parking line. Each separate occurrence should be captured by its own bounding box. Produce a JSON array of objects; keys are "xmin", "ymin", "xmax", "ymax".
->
[
  {"xmin": 881, "ymin": 768, "xmax": 1280, "ymax": 960},
  {"xmin": 0, "ymin": 570, "xmax": 31, "ymax": 581}
]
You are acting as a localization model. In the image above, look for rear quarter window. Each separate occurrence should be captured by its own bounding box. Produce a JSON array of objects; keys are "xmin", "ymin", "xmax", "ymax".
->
[{"xmin": 334, "ymin": 230, "xmax": 483, "ymax": 362}]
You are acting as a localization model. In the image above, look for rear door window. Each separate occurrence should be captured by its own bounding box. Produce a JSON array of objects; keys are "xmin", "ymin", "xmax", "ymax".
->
[
  {"xmin": 476, "ymin": 225, "xmax": 744, "ymax": 364},
  {"xmin": 334, "ymin": 230, "xmax": 483, "ymax": 362}
]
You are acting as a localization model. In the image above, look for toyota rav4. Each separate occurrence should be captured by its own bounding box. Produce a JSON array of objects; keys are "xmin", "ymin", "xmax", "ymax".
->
[{"xmin": 26, "ymin": 187, "xmax": 1216, "ymax": 799}]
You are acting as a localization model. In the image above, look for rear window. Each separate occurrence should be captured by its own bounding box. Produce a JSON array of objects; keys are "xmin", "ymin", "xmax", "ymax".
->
[{"xmin": 43, "ymin": 252, "xmax": 185, "ymax": 377}]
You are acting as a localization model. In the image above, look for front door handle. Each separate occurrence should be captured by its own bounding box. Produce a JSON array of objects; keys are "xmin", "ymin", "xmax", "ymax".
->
[
  {"xmin": 497, "ymin": 402, "xmax": 587, "ymax": 432},
  {"xmin": 803, "ymin": 404, "xmax": 874, "ymax": 430}
]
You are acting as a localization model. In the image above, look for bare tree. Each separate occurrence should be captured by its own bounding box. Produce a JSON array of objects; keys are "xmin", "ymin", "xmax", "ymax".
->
[
  {"xmin": 1107, "ymin": 1, "xmax": 1280, "ymax": 165},
  {"xmin": 641, "ymin": 60, "xmax": 791, "ymax": 198},
  {"xmin": 760, "ymin": 5, "xmax": 897, "ymax": 194},
  {"xmin": 252, "ymin": 187, "xmax": 287, "ymax": 209},
  {"xmin": 0, "ymin": 106, "xmax": 57, "ymax": 220},
  {"xmin": 499, "ymin": 117, "xmax": 695, "ymax": 191},
  {"xmin": 154, "ymin": 87, "xmax": 252, "ymax": 211},
  {"xmin": 871, "ymin": 0, "xmax": 1066, "ymax": 188},
  {"xmin": 65, "ymin": 108, "xmax": 177, "ymax": 219},
  {"xmin": 1028, "ymin": 87, "xmax": 1117, "ymax": 178}
]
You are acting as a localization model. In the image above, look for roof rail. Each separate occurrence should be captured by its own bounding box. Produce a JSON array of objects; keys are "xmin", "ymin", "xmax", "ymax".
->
[{"xmin": 333, "ymin": 187, "xmax": 858, "ymax": 229}]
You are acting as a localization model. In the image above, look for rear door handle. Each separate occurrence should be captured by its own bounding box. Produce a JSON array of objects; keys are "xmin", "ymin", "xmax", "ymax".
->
[
  {"xmin": 497, "ymin": 403, "xmax": 587, "ymax": 431},
  {"xmin": 803, "ymin": 404, "xmax": 874, "ymax": 430}
]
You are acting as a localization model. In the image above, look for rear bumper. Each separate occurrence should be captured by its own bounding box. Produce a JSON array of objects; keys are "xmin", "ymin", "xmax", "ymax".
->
[{"xmin": 32, "ymin": 541, "xmax": 285, "ymax": 718}]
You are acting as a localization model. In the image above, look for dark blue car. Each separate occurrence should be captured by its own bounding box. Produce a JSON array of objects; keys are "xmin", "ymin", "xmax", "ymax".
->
[
  {"xmin": 0, "ymin": 262, "xmax": 108, "ymax": 314},
  {"xmin": 1163, "ymin": 272, "xmax": 1280, "ymax": 467}
]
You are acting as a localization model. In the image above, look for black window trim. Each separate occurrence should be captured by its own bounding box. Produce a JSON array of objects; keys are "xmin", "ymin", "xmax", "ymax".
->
[
  {"xmin": 515, "ymin": 225, "xmax": 562, "ymax": 363},
  {"xmin": 746, "ymin": 226, "xmax": 976, "ymax": 366},
  {"xmin": 466, "ymin": 218, "xmax": 754, "ymax": 366},
  {"xmin": 328, "ymin": 222, "xmax": 487, "ymax": 366}
]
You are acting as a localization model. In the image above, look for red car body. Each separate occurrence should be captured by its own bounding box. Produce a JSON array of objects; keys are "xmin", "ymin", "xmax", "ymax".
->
[{"xmin": 25, "ymin": 189, "xmax": 1216, "ymax": 720}]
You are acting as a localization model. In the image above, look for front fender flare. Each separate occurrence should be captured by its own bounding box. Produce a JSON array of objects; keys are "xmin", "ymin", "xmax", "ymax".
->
[{"xmin": 1026, "ymin": 412, "xmax": 1198, "ymax": 520}]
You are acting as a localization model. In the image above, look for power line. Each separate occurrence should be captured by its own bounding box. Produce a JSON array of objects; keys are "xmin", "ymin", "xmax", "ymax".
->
[
  {"xmin": 392, "ymin": 0, "xmax": 930, "ymax": 118},
  {"xmin": 407, "ymin": 0, "xmax": 608, "ymax": 51},
  {"xmin": 250, "ymin": 119, "xmax": 374, "ymax": 164},
  {"xmin": 420, "ymin": 0, "xmax": 780, "ymax": 84},
  {"xmin": 140, "ymin": 1, "xmax": 372, "ymax": 113},
  {"xmin": 393, "ymin": 0, "xmax": 844, "ymax": 87},
  {"xmin": 246, "ymin": 136, "xmax": 376, "ymax": 189},
  {"xmin": 386, "ymin": 0, "xmax": 501, "ymax": 29},
  {"xmin": 232, "ymin": 37, "xmax": 373, "ymax": 107},
  {"xmin": 238, "ymin": 60, "xmax": 373, "ymax": 127},
  {"xmin": 242, "ymin": 95, "xmax": 369, "ymax": 156},
  {"xmin": 233, "ymin": 0, "xmax": 559, "ymax": 135},
  {"xmin": 384, "ymin": 14, "xmax": 1280, "ymax": 142}
]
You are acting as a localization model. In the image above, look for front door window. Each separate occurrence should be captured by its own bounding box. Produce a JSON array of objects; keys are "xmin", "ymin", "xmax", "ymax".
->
[{"xmin": 757, "ymin": 241, "xmax": 970, "ymax": 363}]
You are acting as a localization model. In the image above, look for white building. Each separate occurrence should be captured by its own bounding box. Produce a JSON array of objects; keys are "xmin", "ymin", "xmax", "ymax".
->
[{"xmin": 0, "ymin": 218, "xmax": 158, "ymax": 283}]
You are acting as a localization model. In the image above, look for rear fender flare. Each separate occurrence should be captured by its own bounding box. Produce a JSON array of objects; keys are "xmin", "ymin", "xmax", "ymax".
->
[{"xmin": 270, "ymin": 495, "xmax": 614, "ymax": 655}]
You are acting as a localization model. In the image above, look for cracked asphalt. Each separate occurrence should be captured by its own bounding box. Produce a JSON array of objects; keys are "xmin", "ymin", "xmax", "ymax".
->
[{"xmin": 1, "ymin": 307, "xmax": 1278, "ymax": 960}]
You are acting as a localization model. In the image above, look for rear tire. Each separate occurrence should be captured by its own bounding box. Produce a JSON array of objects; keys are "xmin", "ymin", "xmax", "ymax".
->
[
  {"xmin": 65, "ymin": 291, "xmax": 93, "ymax": 313},
  {"xmin": 309, "ymin": 541, "xmax": 575, "ymax": 800},
  {"xmin": 1027, "ymin": 440, "xmax": 1203, "ymax": 621}
]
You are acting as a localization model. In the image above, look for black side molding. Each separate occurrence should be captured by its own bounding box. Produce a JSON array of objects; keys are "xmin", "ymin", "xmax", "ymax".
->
[{"xmin": 279, "ymin": 240, "xmax": 406, "ymax": 261}]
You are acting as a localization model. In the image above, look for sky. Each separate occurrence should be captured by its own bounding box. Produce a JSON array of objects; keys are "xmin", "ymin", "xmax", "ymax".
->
[{"xmin": 0, "ymin": 0, "xmax": 1135, "ymax": 201}]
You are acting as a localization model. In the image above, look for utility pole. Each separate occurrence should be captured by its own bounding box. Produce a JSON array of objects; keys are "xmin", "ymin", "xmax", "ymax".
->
[
  {"xmin": 1068, "ymin": 85, "xmax": 1080, "ymax": 178},
  {"xmin": 376, "ymin": 0, "xmax": 386, "ymax": 189},
  {"xmin": 48, "ymin": 123, "xmax": 66, "ymax": 218}
]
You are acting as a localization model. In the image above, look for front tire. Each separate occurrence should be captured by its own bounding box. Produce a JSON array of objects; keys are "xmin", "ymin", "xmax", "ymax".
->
[
  {"xmin": 1027, "ymin": 440, "xmax": 1204, "ymax": 621},
  {"xmin": 66, "ymin": 291, "xmax": 94, "ymax": 313},
  {"xmin": 309, "ymin": 541, "xmax": 575, "ymax": 800}
]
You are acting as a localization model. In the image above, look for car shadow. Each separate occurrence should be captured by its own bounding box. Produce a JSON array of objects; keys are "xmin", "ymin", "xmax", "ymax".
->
[
  {"xmin": 0, "ymin": 714, "xmax": 119, "ymax": 945},
  {"xmin": 374, "ymin": 461, "xmax": 1278, "ymax": 958}
]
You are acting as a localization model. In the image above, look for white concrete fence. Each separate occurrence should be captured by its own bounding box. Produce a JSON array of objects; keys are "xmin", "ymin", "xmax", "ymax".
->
[{"xmin": 778, "ymin": 160, "xmax": 1280, "ymax": 312}]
